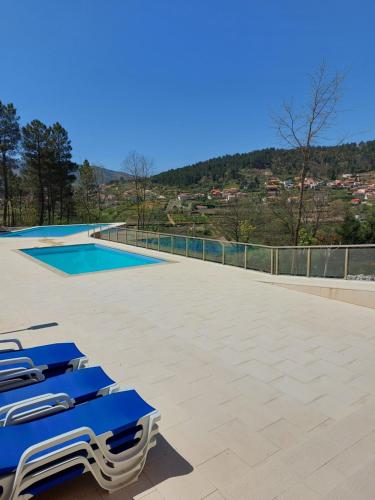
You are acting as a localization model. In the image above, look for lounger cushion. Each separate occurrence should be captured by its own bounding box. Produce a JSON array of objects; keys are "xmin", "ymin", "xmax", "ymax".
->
[
  {"xmin": 0, "ymin": 343, "xmax": 85, "ymax": 371},
  {"xmin": 0, "ymin": 390, "xmax": 155, "ymax": 475},
  {"xmin": 0, "ymin": 367, "xmax": 115, "ymax": 409}
]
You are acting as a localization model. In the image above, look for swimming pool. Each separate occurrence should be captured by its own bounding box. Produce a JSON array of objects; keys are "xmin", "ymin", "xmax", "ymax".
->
[
  {"xmin": 0, "ymin": 224, "xmax": 107, "ymax": 238},
  {"xmin": 21, "ymin": 243, "xmax": 165, "ymax": 275}
]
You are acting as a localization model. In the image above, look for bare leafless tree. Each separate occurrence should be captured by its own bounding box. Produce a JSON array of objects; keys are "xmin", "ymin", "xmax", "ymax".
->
[
  {"xmin": 269, "ymin": 192, "xmax": 298, "ymax": 244},
  {"xmin": 216, "ymin": 197, "xmax": 255, "ymax": 242},
  {"xmin": 273, "ymin": 62, "xmax": 345, "ymax": 245},
  {"xmin": 123, "ymin": 151, "xmax": 153, "ymax": 228},
  {"xmin": 309, "ymin": 189, "xmax": 330, "ymax": 238}
]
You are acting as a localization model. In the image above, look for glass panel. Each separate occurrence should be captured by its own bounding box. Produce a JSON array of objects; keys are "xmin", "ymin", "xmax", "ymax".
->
[
  {"xmin": 108, "ymin": 228, "xmax": 117, "ymax": 241},
  {"xmin": 247, "ymin": 246, "xmax": 272, "ymax": 273},
  {"xmin": 310, "ymin": 248, "xmax": 345, "ymax": 278},
  {"xmin": 204, "ymin": 240, "xmax": 223, "ymax": 263},
  {"xmin": 117, "ymin": 228, "xmax": 126, "ymax": 244},
  {"xmin": 278, "ymin": 248, "xmax": 308, "ymax": 276},
  {"xmin": 224, "ymin": 243, "xmax": 245, "ymax": 267},
  {"xmin": 126, "ymin": 230, "xmax": 136, "ymax": 245},
  {"xmin": 172, "ymin": 236, "xmax": 187, "ymax": 256},
  {"xmin": 348, "ymin": 248, "xmax": 375, "ymax": 279},
  {"xmin": 147, "ymin": 232, "xmax": 159, "ymax": 250},
  {"xmin": 136, "ymin": 231, "xmax": 147, "ymax": 247},
  {"xmin": 187, "ymin": 238, "xmax": 203, "ymax": 259},
  {"xmin": 99, "ymin": 229, "xmax": 109, "ymax": 240},
  {"xmin": 159, "ymin": 235, "xmax": 172, "ymax": 253}
]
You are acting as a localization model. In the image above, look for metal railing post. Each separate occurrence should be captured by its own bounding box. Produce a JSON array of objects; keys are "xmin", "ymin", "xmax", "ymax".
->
[
  {"xmin": 244, "ymin": 244, "xmax": 247, "ymax": 269},
  {"xmin": 344, "ymin": 248, "xmax": 349, "ymax": 279},
  {"xmin": 136, "ymin": 231, "xmax": 139, "ymax": 246},
  {"xmin": 158, "ymin": 233, "xmax": 160, "ymax": 251},
  {"xmin": 271, "ymin": 248, "xmax": 274, "ymax": 274},
  {"xmin": 116, "ymin": 227, "xmax": 119, "ymax": 242},
  {"xmin": 222, "ymin": 243, "xmax": 225, "ymax": 265},
  {"xmin": 171, "ymin": 236, "xmax": 174, "ymax": 254},
  {"xmin": 275, "ymin": 248, "xmax": 279, "ymax": 275},
  {"xmin": 306, "ymin": 248, "xmax": 311, "ymax": 277},
  {"xmin": 203, "ymin": 239, "xmax": 206, "ymax": 260},
  {"xmin": 185, "ymin": 236, "xmax": 188, "ymax": 257}
]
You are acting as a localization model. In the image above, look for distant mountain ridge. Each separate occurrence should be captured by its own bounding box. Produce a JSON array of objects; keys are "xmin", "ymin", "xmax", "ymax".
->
[
  {"xmin": 92, "ymin": 165, "xmax": 130, "ymax": 183},
  {"xmin": 76, "ymin": 165, "xmax": 129, "ymax": 184},
  {"xmin": 153, "ymin": 140, "xmax": 375, "ymax": 187}
]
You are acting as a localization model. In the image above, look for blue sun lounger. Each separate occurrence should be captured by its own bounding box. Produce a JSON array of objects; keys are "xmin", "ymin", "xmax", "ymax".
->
[
  {"xmin": 0, "ymin": 390, "xmax": 160, "ymax": 498},
  {"xmin": 0, "ymin": 367, "xmax": 118, "ymax": 426},
  {"xmin": 0, "ymin": 339, "xmax": 87, "ymax": 390}
]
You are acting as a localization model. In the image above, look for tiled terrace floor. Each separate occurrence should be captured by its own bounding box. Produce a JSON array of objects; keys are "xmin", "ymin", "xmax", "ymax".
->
[{"xmin": 1, "ymin": 233, "xmax": 375, "ymax": 499}]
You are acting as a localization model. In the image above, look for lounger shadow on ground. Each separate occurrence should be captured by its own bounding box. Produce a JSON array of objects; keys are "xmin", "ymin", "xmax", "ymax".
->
[
  {"xmin": 0, "ymin": 322, "xmax": 59, "ymax": 335},
  {"xmin": 38, "ymin": 434, "xmax": 193, "ymax": 500},
  {"xmin": 142, "ymin": 434, "xmax": 194, "ymax": 484}
]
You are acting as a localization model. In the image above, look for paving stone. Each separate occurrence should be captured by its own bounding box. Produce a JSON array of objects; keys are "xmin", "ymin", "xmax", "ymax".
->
[{"xmin": 260, "ymin": 418, "xmax": 304, "ymax": 450}]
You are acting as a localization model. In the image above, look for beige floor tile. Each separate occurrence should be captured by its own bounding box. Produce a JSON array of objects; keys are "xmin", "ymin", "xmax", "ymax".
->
[
  {"xmin": 281, "ymin": 436, "xmax": 343, "ymax": 478},
  {"xmin": 276, "ymin": 483, "xmax": 322, "ymax": 500},
  {"xmin": 265, "ymin": 395, "xmax": 329, "ymax": 432},
  {"xmin": 210, "ymin": 418, "xmax": 279, "ymax": 466},
  {"xmin": 307, "ymin": 395, "xmax": 355, "ymax": 420},
  {"xmin": 201, "ymin": 491, "xmax": 227, "ymax": 500},
  {"xmin": 222, "ymin": 456, "xmax": 298, "ymax": 500},
  {"xmin": 197, "ymin": 450, "xmax": 251, "ymax": 491},
  {"xmin": 260, "ymin": 418, "xmax": 304, "ymax": 450},
  {"xmin": 305, "ymin": 464, "xmax": 346, "ymax": 496},
  {"xmin": 328, "ymin": 431, "xmax": 375, "ymax": 476},
  {"xmin": 238, "ymin": 359, "xmax": 283, "ymax": 383},
  {"xmin": 137, "ymin": 491, "xmax": 165, "ymax": 500},
  {"xmin": 163, "ymin": 423, "xmax": 227, "ymax": 467},
  {"xmin": 271, "ymin": 376, "xmax": 325, "ymax": 404}
]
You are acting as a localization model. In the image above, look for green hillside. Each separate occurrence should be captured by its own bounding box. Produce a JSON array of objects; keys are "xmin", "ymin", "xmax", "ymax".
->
[{"xmin": 153, "ymin": 140, "xmax": 375, "ymax": 188}]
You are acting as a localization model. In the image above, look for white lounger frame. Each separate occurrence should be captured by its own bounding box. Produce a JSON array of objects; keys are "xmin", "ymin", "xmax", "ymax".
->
[
  {"xmin": 0, "ymin": 339, "xmax": 88, "ymax": 392},
  {"xmin": 0, "ymin": 379, "xmax": 119, "ymax": 426},
  {"xmin": 0, "ymin": 411, "xmax": 160, "ymax": 499}
]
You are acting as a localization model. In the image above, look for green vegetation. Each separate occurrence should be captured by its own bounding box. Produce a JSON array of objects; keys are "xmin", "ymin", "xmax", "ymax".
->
[{"xmin": 153, "ymin": 141, "xmax": 375, "ymax": 188}]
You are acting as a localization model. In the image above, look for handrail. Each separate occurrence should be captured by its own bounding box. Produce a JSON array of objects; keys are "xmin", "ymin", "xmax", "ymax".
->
[
  {"xmin": 91, "ymin": 226, "xmax": 375, "ymax": 280},
  {"xmin": 96, "ymin": 225, "xmax": 375, "ymax": 250}
]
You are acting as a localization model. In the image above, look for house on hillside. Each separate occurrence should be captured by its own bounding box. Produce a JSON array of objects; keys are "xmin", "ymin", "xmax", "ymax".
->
[
  {"xmin": 210, "ymin": 189, "xmax": 222, "ymax": 199},
  {"xmin": 297, "ymin": 177, "xmax": 320, "ymax": 189},
  {"xmin": 283, "ymin": 179, "xmax": 294, "ymax": 189},
  {"xmin": 177, "ymin": 193, "xmax": 193, "ymax": 202}
]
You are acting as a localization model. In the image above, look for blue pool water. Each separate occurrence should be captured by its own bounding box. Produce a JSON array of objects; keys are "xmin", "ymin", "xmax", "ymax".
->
[
  {"xmin": 21, "ymin": 243, "xmax": 164, "ymax": 275},
  {"xmin": 0, "ymin": 224, "xmax": 106, "ymax": 238}
]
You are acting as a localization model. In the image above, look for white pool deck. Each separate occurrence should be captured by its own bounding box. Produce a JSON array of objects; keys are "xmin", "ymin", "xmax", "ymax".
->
[{"xmin": 1, "ymin": 232, "xmax": 375, "ymax": 500}]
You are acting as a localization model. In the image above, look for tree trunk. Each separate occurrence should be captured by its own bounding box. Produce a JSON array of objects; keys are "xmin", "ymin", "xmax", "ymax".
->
[
  {"xmin": 2, "ymin": 153, "xmax": 8, "ymax": 226},
  {"xmin": 294, "ymin": 149, "xmax": 310, "ymax": 245},
  {"xmin": 37, "ymin": 163, "xmax": 45, "ymax": 226},
  {"xmin": 294, "ymin": 170, "xmax": 306, "ymax": 245},
  {"xmin": 47, "ymin": 185, "xmax": 52, "ymax": 225}
]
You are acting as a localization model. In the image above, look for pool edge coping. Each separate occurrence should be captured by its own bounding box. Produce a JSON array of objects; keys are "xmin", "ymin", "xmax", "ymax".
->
[{"xmin": 13, "ymin": 244, "xmax": 175, "ymax": 278}]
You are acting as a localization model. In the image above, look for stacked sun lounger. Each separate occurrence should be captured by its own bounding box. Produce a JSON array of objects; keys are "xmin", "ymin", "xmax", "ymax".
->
[{"xmin": 0, "ymin": 338, "xmax": 160, "ymax": 499}]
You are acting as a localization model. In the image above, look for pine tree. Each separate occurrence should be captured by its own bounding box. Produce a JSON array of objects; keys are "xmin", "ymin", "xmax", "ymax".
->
[
  {"xmin": 76, "ymin": 160, "xmax": 98, "ymax": 222},
  {"xmin": 22, "ymin": 120, "xmax": 50, "ymax": 225},
  {"xmin": 49, "ymin": 122, "xmax": 76, "ymax": 223},
  {"xmin": 0, "ymin": 101, "xmax": 21, "ymax": 225}
]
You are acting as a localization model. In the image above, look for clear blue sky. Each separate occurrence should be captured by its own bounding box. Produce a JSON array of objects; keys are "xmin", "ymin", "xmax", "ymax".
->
[{"xmin": 1, "ymin": 0, "xmax": 374, "ymax": 172}]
